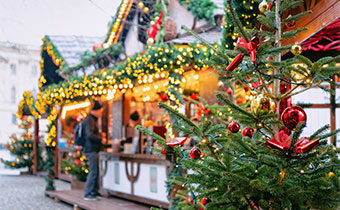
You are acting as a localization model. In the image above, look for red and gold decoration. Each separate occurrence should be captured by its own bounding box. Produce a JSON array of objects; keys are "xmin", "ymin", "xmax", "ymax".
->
[
  {"xmin": 201, "ymin": 197, "xmax": 212, "ymax": 206},
  {"xmin": 197, "ymin": 103, "xmax": 211, "ymax": 116},
  {"xmin": 159, "ymin": 93, "xmax": 169, "ymax": 101},
  {"xmin": 190, "ymin": 147, "xmax": 202, "ymax": 159},
  {"xmin": 62, "ymin": 145, "xmax": 89, "ymax": 182},
  {"xmin": 226, "ymin": 53, "xmax": 245, "ymax": 72},
  {"xmin": 147, "ymin": 11, "xmax": 164, "ymax": 46},
  {"xmin": 290, "ymin": 43, "xmax": 303, "ymax": 55},
  {"xmin": 250, "ymin": 94, "xmax": 276, "ymax": 115},
  {"xmin": 236, "ymin": 36, "xmax": 261, "ymax": 63},
  {"xmin": 281, "ymin": 106, "xmax": 307, "ymax": 130},
  {"xmin": 242, "ymin": 127, "xmax": 254, "ymax": 138},
  {"xmin": 166, "ymin": 137, "xmax": 187, "ymax": 147},
  {"xmin": 228, "ymin": 121, "xmax": 240, "ymax": 133}
]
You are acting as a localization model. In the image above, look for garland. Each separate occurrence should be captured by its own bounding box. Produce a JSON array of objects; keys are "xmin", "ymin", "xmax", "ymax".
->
[
  {"xmin": 17, "ymin": 91, "xmax": 41, "ymax": 119},
  {"xmin": 40, "ymin": 43, "xmax": 213, "ymax": 105},
  {"xmin": 39, "ymin": 36, "xmax": 68, "ymax": 89},
  {"xmin": 104, "ymin": 0, "xmax": 135, "ymax": 46}
]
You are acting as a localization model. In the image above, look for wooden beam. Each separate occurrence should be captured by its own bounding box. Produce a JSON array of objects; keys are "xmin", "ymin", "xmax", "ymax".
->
[{"xmin": 284, "ymin": 0, "xmax": 340, "ymax": 45}]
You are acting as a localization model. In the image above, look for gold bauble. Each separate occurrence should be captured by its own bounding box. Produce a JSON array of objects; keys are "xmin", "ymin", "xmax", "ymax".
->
[
  {"xmin": 143, "ymin": 7, "xmax": 149, "ymax": 13},
  {"xmin": 328, "ymin": 172, "xmax": 335, "ymax": 177},
  {"xmin": 290, "ymin": 43, "xmax": 302, "ymax": 55},
  {"xmin": 259, "ymin": 0, "xmax": 270, "ymax": 13},
  {"xmin": 138, "ymin": 1, "xmax": 144, "ymax": 9},
  {"xmin": 147, "ymin": 38, "xmax": 154, "ymax": 46},
  {"xmin": 250, "ymin": 94, "xmax": 276, "ymax": 115}
]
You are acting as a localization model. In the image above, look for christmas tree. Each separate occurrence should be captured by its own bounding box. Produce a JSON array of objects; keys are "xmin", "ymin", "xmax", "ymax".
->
[
  {"xmin": 1, "ymin": 116, "xmax": 35, "ymax": 172},
  {"xmin": 138, "ymin": 0, "xmax": 340, "ymax": 209}
]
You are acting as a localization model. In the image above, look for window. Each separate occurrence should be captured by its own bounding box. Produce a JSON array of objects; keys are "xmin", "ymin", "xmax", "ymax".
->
[
  {"xmin": 11, "ymin": 87, "xmax": 15, "ymax": 104},
  {"xmin": 12, "ymin": 114, "xmax": 17, "ymax": 125},
  {"xmin": 10, "ymin": 64, "xmax": 16, "ymax": 75},
  {"xmin": 31, "ymin": 65, "xmax": 37, "ymax": 76}
]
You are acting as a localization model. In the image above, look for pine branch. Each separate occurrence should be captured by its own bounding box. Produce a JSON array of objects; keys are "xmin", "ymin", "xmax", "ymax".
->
[
  {"xmin": 308, "ymin": 125, "xmax": 330, "ymax": 140},
  {"xmin": 158, "ymin": 103, "xmax": 202, "ymax": 136},
  {"xmin": 216, "ymin": 93, "xmax": 254, "ymax": 119},
  {"xmin": 136, "ymin": 125, "xmax": 166, "ymax": 144}
]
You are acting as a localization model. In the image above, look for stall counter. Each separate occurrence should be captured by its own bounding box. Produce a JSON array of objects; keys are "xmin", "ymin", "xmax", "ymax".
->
[{"xmin": 99, "ymin": 152, "xmax": 171, "ymax": 208}]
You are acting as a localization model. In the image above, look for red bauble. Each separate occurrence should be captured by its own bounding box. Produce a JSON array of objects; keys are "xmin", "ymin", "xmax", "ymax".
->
[
  {"xmin": 75, "ymin": 159, "xmax": 81, "ymax": 165},
  {"xmin": 204, "ymin": 109, "xmax": 211, "ymax": 115},
  {"xmin": 242, "ymin": 127, "xmax": 254, "ymax": 138},
  {"xmin": 281, "ymin": 106, "xmax": 307, "ymax": 130},
  {"xmin": 201, "ymin": 197, "xmax": 212, "ymax": 206},
  {"xmin": 244, "ymin": 86, "xmax": 249, "ymax": 92},
  {"xmin": 190, "ymin": 147, "xmax": 201, "ymax": 159},
  {"xmin": 228, "ymin": 121, "xmax": 240, "ymax": 133},
  {"xmin": 227, "ymin": 88, "xmax": 233, "ymax": 95}
]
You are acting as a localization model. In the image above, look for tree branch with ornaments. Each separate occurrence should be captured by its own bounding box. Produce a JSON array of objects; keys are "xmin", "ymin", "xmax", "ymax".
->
[{"xmin": 140, "ymin": 0, "xmax": 340, "ymax": 209}]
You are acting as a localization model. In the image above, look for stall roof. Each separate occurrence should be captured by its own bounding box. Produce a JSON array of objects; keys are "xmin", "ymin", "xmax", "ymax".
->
[{"xmin": 47, "ymin": 35, "xmax": 103, "ymax": 67}]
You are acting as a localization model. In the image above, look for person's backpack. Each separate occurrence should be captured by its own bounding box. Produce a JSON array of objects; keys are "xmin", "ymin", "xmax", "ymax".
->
[{"xmin": 74, "ymin": 122, "xmax": 85, "ymax": 146}]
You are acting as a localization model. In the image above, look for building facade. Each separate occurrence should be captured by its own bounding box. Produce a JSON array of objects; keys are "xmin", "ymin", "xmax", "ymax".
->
[{"xmin": 0, "ymin": 42, "xmax": 39, "ymax": 147}]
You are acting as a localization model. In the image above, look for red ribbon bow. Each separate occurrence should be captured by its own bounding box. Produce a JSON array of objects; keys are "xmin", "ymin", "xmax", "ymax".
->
[
  {"xmin": 265, "ymin": 131, "xmax": 320, "ymax": 154},
  {"xmin": 265, "ymin": 130, "xmax": 292, "ymax": 152},
  {"xmin": 236, "ymin": 36, "xmax": 261, "ymax": 63},
  {"xmin": 294, "ymin": 137, "xmax": 320, "ymax": 154}
]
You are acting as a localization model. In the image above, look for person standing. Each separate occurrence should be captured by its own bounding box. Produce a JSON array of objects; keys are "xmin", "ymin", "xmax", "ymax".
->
[{"xmin": 82, "ymin": 100, "xmax": 105, "ymax": 200}]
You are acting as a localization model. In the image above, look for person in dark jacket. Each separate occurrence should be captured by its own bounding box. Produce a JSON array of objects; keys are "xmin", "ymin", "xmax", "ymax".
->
[{"xmin": 83, "ymin": 100, "xmax": 104, "ymax": 200}]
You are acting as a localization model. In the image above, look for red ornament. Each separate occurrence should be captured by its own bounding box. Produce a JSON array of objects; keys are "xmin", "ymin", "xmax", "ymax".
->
[
  {"xmin": 281, "ymin": 106, "xmax": 307, "ymax": 130},
  {"xmin": 166, "ymin": 137, "xmax": 187, "ymax": 147},
  {"xmin": 75, "ymin": 159, "xmax": 81, "ymax": 165},
  {"xmin": 242, "ymin": 127, "xmax": 254, "ymax": 138},
  {"xmin": 294, "ymin": 137, "xmax": 320, "ymax": 154},
  {"xmin": 93, "ymin": 43, "xmax": 103, "ymax": 51},
  {"xmin": 227, "ymin": 88, "xmax": 233, "ymax": 95},
  {"xmin": 73, "ymin": 155, "xmax": 78, "ymax": 159},
  {"xmin": 159, "ymin": 93, "xmax": 168, "ymax": 101},
  {"xmin": 161, "ymin": 148, "xmax": 167, "ymax": 155},
  {"xmin": 190, "ymin": 147, "xmax": 201, "ymax": 159},
  {"xmin": 228, "ymin": 121, "xmax": 240, "ymax": 133},
  {"xmin": 236, "ymin": 36, "xmax": 261, "ymax": 63},
  {"xmin": 265, "ymin": 130, "xmax": 292, "ymax": 152},
  {"xmin": 226, "ymin": 53, "xmax": 245, "ymax": 72},
  {"xmin": 201, "ymin": 197, "xmax": 212, "ymax": 206},
  {"xmin": 204, "ymin": 109, "xmax": 211, "ymax": 115}
]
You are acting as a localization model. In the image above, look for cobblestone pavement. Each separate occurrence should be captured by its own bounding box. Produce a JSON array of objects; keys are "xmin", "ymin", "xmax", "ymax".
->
[{"xmin": 0, "ymin": 175, "xmax": 72, "ymax": 210}]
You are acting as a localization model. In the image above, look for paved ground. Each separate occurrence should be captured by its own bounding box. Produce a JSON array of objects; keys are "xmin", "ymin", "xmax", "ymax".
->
[{"xmin": 0, "ymin": 175, "xmax": 72, "ymax": 210}]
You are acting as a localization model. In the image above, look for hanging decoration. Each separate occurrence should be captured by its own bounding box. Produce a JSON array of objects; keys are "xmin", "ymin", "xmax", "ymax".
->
[
  {"xmin": 242, "ymin": 127, "xmax": 254, "ymax": 138},
  {"xmin": 258, "ymin": 0, "xmax": 271, "ymax": 13},
  {"xmin": 190, "ymin": 147, "xmax": 201, "ymax": 159},
  {"xmin": 226, "ymin": 53, "xmax": 245, "ymax": 72},
  {"xmin": 228, "ymin": 121, "xmax": 240, "ymax": 133},
  {"xmin": 147, "ymin": 11, "xmax": 164, "ymax": 46},
  {"xmin": 236, "ymin": 36, "xmax": 261, "ymax": 63},
  {"xmin": 250, "ymin": 94, "xmax": 276, "ymax": 115},
  {"xmin": 281, "ymin": 106, "xmax": 307, "ymax": 130},
  {"xmin": 290, "ymin": 43, "xmax": 303, "ymax": 55}
]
